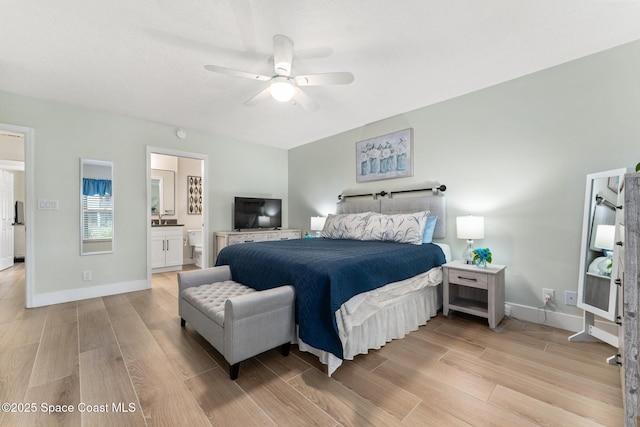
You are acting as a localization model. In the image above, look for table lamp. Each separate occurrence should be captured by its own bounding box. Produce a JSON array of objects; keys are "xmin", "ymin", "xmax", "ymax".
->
[
  {"xmin": 310, "ymin": 216, "xmax": 327, "ymax": 237},
  {"xmin": 594, "ymin": 224, "xmax": 615, "ymax": 275},
  {"xmin": 456, "ymin": 215, "xmax": 485, "ymax": 264}
]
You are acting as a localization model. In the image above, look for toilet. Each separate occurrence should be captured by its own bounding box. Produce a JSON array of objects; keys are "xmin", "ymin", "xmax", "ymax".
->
[{"xmin": 188, "ymin": 228, "xmax": 203, "ymax": 268}]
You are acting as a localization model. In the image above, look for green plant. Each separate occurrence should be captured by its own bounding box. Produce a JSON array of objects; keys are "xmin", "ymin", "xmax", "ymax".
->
[
  {"xmin": 472, "ymin": 248, "xmax": 492, "ymax": 263},
  {"xmin": 636, "ymin": 162, "xmax": 640, "ymax": 173}
]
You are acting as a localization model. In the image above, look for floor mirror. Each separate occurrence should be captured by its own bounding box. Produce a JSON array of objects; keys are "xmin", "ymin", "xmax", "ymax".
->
[
  {"xmin": 80, "ymin": 158, "xmax": 114, "ymax": 255},
  {"xmin": 569, "ymin": 167, "xmax": 626, "ymax": 360}
]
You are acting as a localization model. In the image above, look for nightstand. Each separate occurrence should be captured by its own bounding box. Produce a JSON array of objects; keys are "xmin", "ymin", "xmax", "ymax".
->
[{"xmin": 443, "ymin": 260, "xmax": 506, "ymax": 329}]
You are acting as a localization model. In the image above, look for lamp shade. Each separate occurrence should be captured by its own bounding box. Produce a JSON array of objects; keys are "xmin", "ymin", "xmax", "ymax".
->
[
  {"xmin": 310, "ymin": 216, "xmax": 327, "ymax": 231},
  {"xmin": 456, "ymin": 215, "xmax": 485, "ymax": 240},
  {"xmin": 594, "ymin": 224, "xmax": 615, "ymax": 251},
  {"xmin": 258, "ymin": 215, "xmax": 270, "ymax": 227}
]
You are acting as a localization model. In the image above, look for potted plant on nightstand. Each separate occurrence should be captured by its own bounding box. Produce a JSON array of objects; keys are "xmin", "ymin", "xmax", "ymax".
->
[{"xmin": 473, "ymin": 248, "xmax": 492, "ymax": 268}]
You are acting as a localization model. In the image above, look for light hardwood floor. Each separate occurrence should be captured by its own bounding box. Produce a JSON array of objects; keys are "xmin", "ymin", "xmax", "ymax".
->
[{"xmin": 0, "ymin": 263, "xmax": 623, "ymax": 426}]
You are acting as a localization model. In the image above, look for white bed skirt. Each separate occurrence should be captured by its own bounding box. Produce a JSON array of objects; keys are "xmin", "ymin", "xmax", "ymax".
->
[
  {"xmin": 297, "ymin": 243, "xmax": 450, "ymax": 376},
  {"xmin": 297, "ymin": 267, "xmax": 443, "ymax": 376}
]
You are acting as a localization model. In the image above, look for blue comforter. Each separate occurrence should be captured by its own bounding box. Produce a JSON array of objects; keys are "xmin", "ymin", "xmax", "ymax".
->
[{"xmin": 215, "ymin": 238, "xmax": 446, "ymax": 359}]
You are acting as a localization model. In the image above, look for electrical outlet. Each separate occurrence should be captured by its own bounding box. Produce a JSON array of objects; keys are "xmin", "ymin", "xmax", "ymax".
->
[
  {"xmin": 543, "ymin": 288, "xmax": 555, "ymax": 305},
  {"xmin": 82, "ymin": 270, "xmax": 92, "ymax": 281},
  {"xmin": 565, "ymin": 290, "xmax": 578, "ymax": 306}
]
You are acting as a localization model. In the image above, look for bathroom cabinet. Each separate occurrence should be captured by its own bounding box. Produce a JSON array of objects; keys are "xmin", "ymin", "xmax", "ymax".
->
[{"xmin": 151, "ymin": 226, "xmax": 183, "ymax": 272}]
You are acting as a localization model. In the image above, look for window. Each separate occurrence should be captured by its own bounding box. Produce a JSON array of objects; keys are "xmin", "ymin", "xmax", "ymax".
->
[{"xmin": 82, "ymin": 189, "xmax": 113, "ymax": 241}]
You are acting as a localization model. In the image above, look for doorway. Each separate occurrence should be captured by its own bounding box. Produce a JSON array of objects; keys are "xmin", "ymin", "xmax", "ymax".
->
[
  {"xmin": 0, "ymin": 123, "xmax": 34, "ymax": 307},
  {"xmin": 146, "ymin": 146, "xmax": 208, "ymax": 285}
]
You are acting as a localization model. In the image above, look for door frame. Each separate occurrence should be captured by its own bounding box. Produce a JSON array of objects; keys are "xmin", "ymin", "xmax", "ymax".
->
[
  {"xmin": 146, "ymin": 146, "xmax": 208, "ymax": 284},
  {"xmin": 0, "ymin": 123, "xmax": 34, "ymax": 307}
]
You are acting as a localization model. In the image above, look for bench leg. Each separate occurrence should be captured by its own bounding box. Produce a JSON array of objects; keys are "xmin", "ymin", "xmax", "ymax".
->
[
  {"xmin": 180, "ymin": 318, "xmax": 186, "ymax": 327},
  {"xmin": 279, "ymin": 342, "xmax": 291, "ymax": 357},
  {"xmin": 230, "ymin": 363, "xmax": 240, "ymax": 380}
]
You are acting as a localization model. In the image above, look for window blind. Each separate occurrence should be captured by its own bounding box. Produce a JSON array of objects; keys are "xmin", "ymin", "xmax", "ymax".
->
[{"xmin": 82, "ymin": 194, "xmax": 113, "ymax": 241}]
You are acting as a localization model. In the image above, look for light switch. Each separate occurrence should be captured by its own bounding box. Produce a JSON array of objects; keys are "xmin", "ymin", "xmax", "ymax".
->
[{"xmin": 37, "ymin": 199, "xmax": 59, "ymax": 210}]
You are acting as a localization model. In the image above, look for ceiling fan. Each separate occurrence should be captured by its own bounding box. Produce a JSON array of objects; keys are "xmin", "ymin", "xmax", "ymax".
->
[{"xmin": 205, "ymin": 34, "xmax": 354, "ymax": 111}]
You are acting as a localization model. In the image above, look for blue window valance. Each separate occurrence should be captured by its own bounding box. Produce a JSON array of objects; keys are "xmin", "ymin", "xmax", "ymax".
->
[{"xmin": 83, "ymin": 178, "xmax": 112, "ymax": 196}]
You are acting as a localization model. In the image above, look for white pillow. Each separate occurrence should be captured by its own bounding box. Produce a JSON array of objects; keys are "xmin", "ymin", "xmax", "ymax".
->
[
  {"xmin": 360, "ymin": 213, "xmax": 386, "ymax": 241},
  {"xmin": 320, "ymin": 212, "xmax": 372, "ymax": 240},
  {"xmin": 362, "ymin": 211, "xmax": 429, "ymax": 245}
]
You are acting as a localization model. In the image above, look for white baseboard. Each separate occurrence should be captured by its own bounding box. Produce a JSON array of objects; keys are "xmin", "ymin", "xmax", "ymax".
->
[
  {"xmin": 27, "ymin": 288, "xmax": 604, "ymax": 335},
  {"xmin": 505, "ymin": 302, "xmax": 584, "ymax": 332},
  {"xmin": 32, "ymin": 279, "xmax": 149, "ymax": 307}
]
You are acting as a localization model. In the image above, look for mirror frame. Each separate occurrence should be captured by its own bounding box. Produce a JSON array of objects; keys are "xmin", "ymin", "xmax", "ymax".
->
[
  {"xmin": 576, "ymin": 168, "xmax": 626, "ymax": 320},
  {"xmin": 80, "ymin": 158, "xmax": 114, "ymax": 255}
]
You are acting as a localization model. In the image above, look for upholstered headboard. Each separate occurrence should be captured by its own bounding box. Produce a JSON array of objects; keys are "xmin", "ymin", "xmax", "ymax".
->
[{"xmin": 336, "ymin": 195, "xmax": 446, "ymax": 239}]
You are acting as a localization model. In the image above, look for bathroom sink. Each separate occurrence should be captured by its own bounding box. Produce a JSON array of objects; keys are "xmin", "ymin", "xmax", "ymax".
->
[{"xmin": 151, "ymin": 219, "xmax": 182, "ymax": 226}]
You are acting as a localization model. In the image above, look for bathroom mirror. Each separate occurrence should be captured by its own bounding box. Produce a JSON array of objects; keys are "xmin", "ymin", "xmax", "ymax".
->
[
  {"xmin": 576, "ymin": 168, "xmax": 626, "ymax": 321},
  {"xmin": 80, "ymin": 158, "xmax": 114, "ymax": 255},
  {"xmin": 150, "ymin": 169, "xmax": 175, "ymax": 215}
]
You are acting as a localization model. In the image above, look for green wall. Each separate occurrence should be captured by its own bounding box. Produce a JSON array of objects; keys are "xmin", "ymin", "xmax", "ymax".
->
[
  {"xmin": 288, "ymin": 39, "xmax": 640, "ymax": 321},
  {"xmin": 3, "ymin": 38, "xmax": 640, "ymax": 323},
  {"xmin": 0, "ymin": 90, "xmax": 288, "ymax": 303}
]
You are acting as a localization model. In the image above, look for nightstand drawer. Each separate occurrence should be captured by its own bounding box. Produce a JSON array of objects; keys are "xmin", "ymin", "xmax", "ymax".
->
[{"xmin": 447, "ymin": 269, "xmax": 488, "ymax": 289}]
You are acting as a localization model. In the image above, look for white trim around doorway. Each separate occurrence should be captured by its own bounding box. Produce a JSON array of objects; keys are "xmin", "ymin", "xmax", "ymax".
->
[{"xmin": 146, "ymin": 146, "xmax": 209, "ymax": 285}]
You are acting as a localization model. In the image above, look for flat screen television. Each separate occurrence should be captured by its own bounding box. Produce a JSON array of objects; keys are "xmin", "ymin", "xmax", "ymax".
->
[{"xmin": 234, "ymin": 197, "xmax": 282, "ymax": 230}]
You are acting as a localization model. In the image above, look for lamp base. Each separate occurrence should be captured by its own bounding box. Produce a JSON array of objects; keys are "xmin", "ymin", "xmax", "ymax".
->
[{"xmin": 463, "ymin": 240, "xmax": 474, "ymax": 264}]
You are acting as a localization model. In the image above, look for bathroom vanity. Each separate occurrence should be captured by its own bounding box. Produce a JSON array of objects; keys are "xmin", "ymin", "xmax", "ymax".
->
[{"xmin": 151, "ymin": 225, "xmax": 184, "ymax": 272}]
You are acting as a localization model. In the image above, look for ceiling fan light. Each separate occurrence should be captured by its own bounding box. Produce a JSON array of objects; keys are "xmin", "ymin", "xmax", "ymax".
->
[{"xmin": 270, "ymin": 77, "xmax": 295, "ymax": 102}]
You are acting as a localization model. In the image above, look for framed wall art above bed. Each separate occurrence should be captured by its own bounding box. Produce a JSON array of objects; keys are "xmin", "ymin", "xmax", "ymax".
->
[{"xmin": 356, "ymin": 128, "xmax": 413, "ymax": 183}]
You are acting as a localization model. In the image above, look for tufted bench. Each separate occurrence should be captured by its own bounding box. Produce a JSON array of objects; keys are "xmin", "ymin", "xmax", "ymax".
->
[{"xmin": 178, "ymin": 265, "xmax": 295, "ymax": 379}]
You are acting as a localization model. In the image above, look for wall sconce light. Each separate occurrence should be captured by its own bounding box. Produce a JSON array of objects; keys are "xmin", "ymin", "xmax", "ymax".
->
[{"xmin": 456, "ymin": 215, "xmax": 485, "ymax": 264}]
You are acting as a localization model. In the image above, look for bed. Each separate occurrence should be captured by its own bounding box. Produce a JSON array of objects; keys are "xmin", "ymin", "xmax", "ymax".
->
[{"xmin": 216, "ymin": 192, "xmax": 449, "ymax": 375}]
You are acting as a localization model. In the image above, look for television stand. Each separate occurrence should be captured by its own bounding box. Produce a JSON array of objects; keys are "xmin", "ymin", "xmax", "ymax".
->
[{"xmin": 214, "ymin": 229, "xmax": 301, "ymax": 260}]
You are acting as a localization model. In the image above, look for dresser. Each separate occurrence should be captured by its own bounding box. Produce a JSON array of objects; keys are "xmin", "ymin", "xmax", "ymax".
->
[
  {"xmin": 13, "ymin": 224, "xmax": 25, "ymax": 261},
  {"xmin": 214, "ymin": 229, "xmax": 301, "ymax": 259}
]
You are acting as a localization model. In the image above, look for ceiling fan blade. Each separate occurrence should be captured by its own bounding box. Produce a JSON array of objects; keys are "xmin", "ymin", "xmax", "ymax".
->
[
  {"xmin": 294, "ymin": 71, "xmax": 354, "ymax": 86},
  {"xmin": 292, "ymin": 88, "xmax": 318, "ymax": 111},
  {"xmin": 243, "ymin": 86, "xmax": 272, "ymax": 106},
  {"xmin": 204, "ymin": 64, "xmax": 270, "ymax": 81},
  {"xmin": 273, "ymin": 34, "xmax": 294, "ymax": 76}
]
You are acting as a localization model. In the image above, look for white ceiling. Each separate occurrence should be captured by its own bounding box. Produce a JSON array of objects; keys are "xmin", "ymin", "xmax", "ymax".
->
[{"xmin": 2, "ymin": 1, "xmax": 640, "ymax": 150}]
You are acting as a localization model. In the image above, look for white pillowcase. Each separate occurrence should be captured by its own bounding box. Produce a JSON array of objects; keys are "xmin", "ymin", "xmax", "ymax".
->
[
  {"xmin": 362, "ymin": 211, "xmax": 430, "ymax": 245},
  {"xmin": 320, "ymin": 212, "xmax": 372, "ymax": 240}
]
